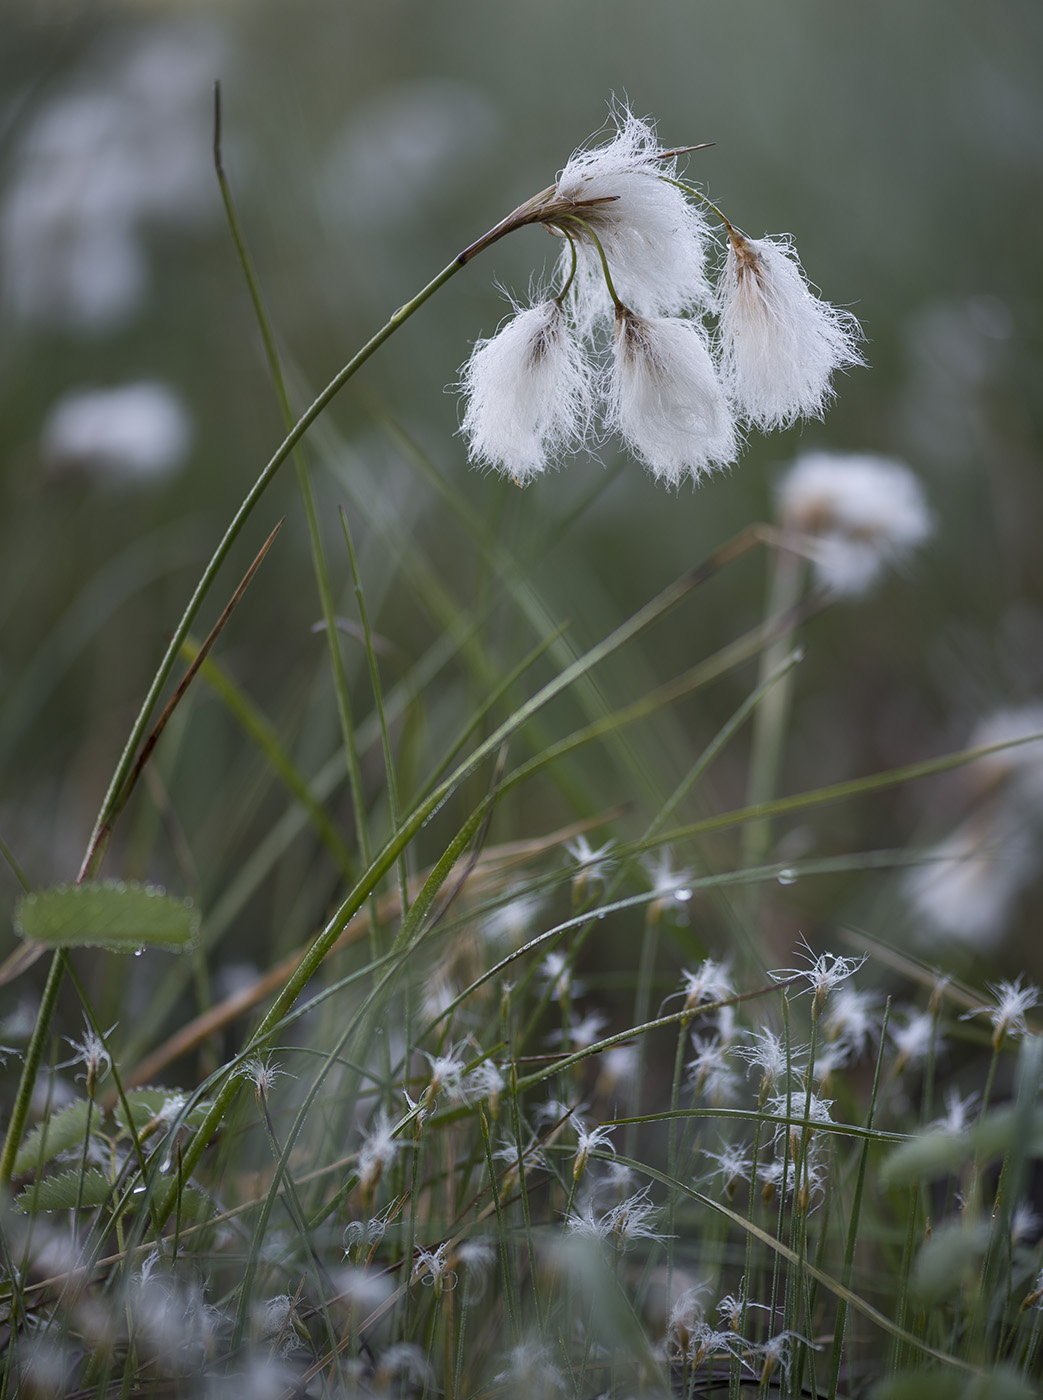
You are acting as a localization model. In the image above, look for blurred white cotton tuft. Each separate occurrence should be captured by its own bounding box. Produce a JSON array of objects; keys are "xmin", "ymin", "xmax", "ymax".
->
[
  {"xmin": 777, "ymin": 451, "xmax": 932, "ymax": 596},
  {"xmin": 41, "ymin": 382, "xmax": 193, "ymax": 484}
]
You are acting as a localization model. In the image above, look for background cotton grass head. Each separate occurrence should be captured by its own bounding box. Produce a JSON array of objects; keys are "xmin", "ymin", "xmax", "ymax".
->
[
  {"xmin": 777, "ymin": 450, "xmax": 932, "ymax": 596},
  {"xmin": 963, "ymin": 704, "xmax": 1043, "ymax": 811},
  {"xmin": 904, "ymin": 808, "xmax": 1037, "ymax": 950},
  {"xmin": 41, "ymin": 381, "xmax": 193, "ymax": 484},
  {"xmin": 1, "ymin": 19, "xmax": 224, "ymax": 332},
  {"xmin": 904, "ymin": 703, "xmax": 1043, "ymax": 948}
]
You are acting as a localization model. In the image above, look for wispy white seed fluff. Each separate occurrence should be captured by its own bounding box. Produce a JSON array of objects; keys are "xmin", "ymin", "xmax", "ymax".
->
[
  {"xmin": 777, "ymin": 451, "xmax": 932, "ymax": 596},
  {"xmin": 411, "ymin": 1241, "xmax": 457, "ymax": 1295},
  {"xmin": 717, "ymin": 234, "xmax": 863, "ymax": 429},
  {"xmin": 609, "ymin": 311, "xmax": 737, "ymax": 487},
  {"xmin": 770, "ymin": 939, "xmax": 867, "ymax": 1014},
  {"xmin": 565, "ymin": 835, "xmax": 615, "ymax": 897},
  {"xmin": 357, "ymin": 1110, "xmax": 401, "ymax": 1196},
  {"xmin": 963, "ymin": 975, "xmax": 1040, "ymax": 1048},
  {"xmin": 680, "ymin": 959, "xmax": 734, "ymax": 1011},
  {"xmin": 735, "ymin": 1027, "xmax": 806, "ymax": 1090},
  {"xmin": 702, "ymin": 1140, "xmax": 753, "ymax": 1195},
  {"xmin": 572, "ymin": 1121, "xmax": 616, "ymax": 1180},
  {"xmin": 688, "ymin": 1036, "xmax": 739, "ymax": 1104},
  {"xmin": 820, "ymin": 985, "xmax": 880, "ymax": 1063},
  {"xmin": 889, "ymin": 1010, "xmax": 940, "ymax": 1072},
  {"xmin": 454, "ymin": 1239, "xmax": 497, "ymax": 1302},
  {"xmin": 552, "ymin": 108, "xmax": 711, "ymax": 334},
  {"xmin": 566, "ymin": 1186, "xmax": 667, "ymax": 1249},
  {"xmin": 459, "ymin": 299, "xmax": 592, "ymax": 483}
]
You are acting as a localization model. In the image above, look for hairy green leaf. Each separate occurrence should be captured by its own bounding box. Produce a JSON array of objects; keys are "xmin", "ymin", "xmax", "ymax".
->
[
  {"xmin": 13, "ymin": 882, "xmax": 199, "ymax": 953},
  {"xmin": 14, "ymin": 1168, "xmax": 113, "ymax": 1212},
  {"xmin": 15, "ymin": 1167, "xmax": 211, "ymax": 1219},
  {"xmin": 13, "ymin": 1100, "xmax": 100, "ymax": 1177}
]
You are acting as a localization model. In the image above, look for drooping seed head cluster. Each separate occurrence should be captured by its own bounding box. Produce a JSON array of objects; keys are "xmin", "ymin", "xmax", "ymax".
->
[{"xmin": 459, "ymin": 106, "xmax": 864, "ymax": 488}]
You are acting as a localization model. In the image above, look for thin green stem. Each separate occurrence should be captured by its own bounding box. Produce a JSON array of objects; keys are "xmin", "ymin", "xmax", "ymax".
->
[
  {"xmin": 742, "ymin": 546, "xmax": 806, "ymax": 897},
  {"xmin": 554, "ymin": 231, "xmax": 579, "ymax": 305},
  {"xmin": 340, "ymin": 508, "xmax": 410, "ymax": 916},
  {"xmin": 666, "ymin": 1014, "xmax": 691, "ymax": 1300},
  {"xmin": 828, "ymin": 1001, "xmax": 891, "ymax": 1400},
  {"xmin": 555, "ymin": 214, "xmax": 625, "ymax": 310},
  {"xmin": 214, "ymin": 83, "xmax": 372, "ymax": 876},
  {"xmin": 626, "ymin": 908, "xmax": 660, "ymax": 1164},
  {"xmin": 0, "ymin": 951, "xmax": 67, "ymax": 1187},
  {"xmin": 0, "ymin": 832, "xmax": 31, "ymax": 893},
  {"xmin": 666, "ymin": 176, "xmax": 739, "ymax": 234},
  {"xmin": 2, "ymin": 244, "xmax": 467, "ymax": 1184}
]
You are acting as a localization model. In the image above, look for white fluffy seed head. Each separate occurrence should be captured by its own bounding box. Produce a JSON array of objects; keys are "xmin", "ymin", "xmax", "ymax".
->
[
  {"xmin": 459, "ymin": 298, "xmax": 592, "ymax": 484},
  {"xmin": 717, "ymin": 234, "xmax": 864, "ymax": 429},
  {"xmin": 552, "ymin": 108, "xmax": 712, "ymax": 335},
  {"xmin": 609, "ymin": 311, "xmax": 737, "ymax": 487},
  {"xmin": 777, "ymin": 451, "xmax": 932, "ymax": 596}
]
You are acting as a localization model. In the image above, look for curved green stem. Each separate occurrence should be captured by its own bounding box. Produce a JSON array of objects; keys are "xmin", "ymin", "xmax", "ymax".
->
[
  {"xmin": 555, "ymin": 214, "xmax": 625, "ymax": 311},
  {"xmin": 77, "ymin": 251, "xmax": 464, "ymax": 885},
  {"xmin": 1, "ymin": 263, "xmax": 456, "ymax": 1179},
  {"xmin": 663, "ymin": 175, "xmax": 739, "ymax": 235},
  {"xmin": 553, "ymin": 233, "xmax": 579, "ymax": 306}
]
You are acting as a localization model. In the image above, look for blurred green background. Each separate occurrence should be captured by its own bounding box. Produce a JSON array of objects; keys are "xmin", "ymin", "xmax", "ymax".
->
[{"xmin": 2, "ymin": 0, "xmax": 1042, "ymax": 1012}]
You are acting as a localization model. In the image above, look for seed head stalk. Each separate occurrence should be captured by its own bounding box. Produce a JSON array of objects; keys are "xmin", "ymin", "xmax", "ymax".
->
[
  {"xmin": 742, "ymin": 546, "xmax": 807, "ymax": 908},
  {"xmin": 556, "ymin": 214, "xmax": 627, "ymax": 313}
]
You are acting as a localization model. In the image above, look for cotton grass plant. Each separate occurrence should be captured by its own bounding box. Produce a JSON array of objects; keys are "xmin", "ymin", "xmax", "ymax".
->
[{"xmin": 1, "ymin": 97, "xmax": 1041, "ymax": 1400}]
